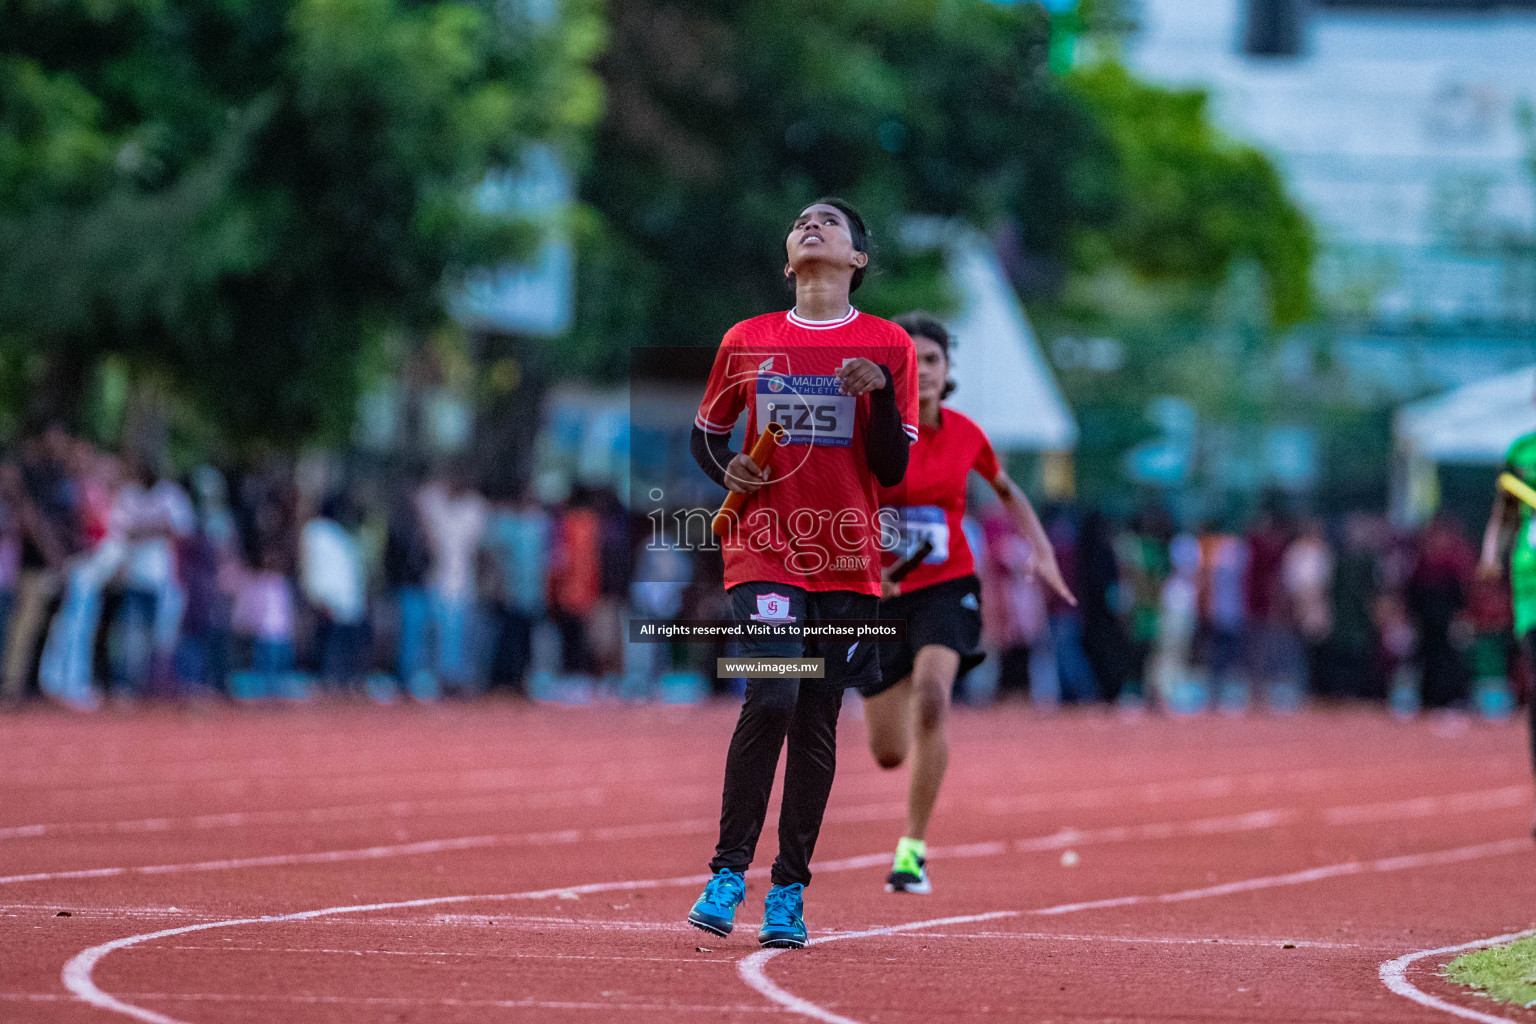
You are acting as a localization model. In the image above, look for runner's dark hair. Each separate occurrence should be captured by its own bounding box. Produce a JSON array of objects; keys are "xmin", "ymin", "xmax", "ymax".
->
[{"xmin": 894, "ymin": 311, "xmax": 957, "ymax": 399}]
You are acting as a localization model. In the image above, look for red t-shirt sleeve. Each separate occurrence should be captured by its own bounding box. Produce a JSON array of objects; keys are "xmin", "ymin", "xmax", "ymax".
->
[
  {"xmin": 973, "ymin": 426, "xmax": 1001, "ymax": 482},
  {"xmin": 695, "ymin": 330, "xmax": 746, "ymax": 435},
  {"xmin": 889, "ymin": 334, "xmax": 919, "ymax": 444}
]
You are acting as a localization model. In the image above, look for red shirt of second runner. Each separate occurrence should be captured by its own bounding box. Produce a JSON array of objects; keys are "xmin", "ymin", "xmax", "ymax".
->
[
  {"xmin": 877, "ymin": 407, "xmax": 999, "ymax": 592},
  {"xmin": 695, "ymin": 308, "xmax": 918, "ymax": 595}
]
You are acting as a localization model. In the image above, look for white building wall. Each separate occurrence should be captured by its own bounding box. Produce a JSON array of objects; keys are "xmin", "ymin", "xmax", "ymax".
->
[{"xmin": 1126, "ymin": 1, "xmax": 1536, "ymax": 323}]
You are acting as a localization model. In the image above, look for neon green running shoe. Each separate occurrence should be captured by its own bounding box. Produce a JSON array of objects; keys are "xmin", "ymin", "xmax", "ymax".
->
[{"xmin": 885, "ymin": 837, "xmax": 930, "ymax": 894}]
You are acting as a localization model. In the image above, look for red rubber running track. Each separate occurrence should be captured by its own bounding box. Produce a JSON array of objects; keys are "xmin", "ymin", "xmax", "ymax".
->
[{"xmin": 1, "ymin": 700, "xmax": 1532, "ymax": 1023}]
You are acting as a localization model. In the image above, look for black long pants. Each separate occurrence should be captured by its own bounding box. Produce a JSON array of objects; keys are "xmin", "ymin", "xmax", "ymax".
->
[{"xmin": 709, "ymin": 678, "xmax": 844, "ymax": 887}]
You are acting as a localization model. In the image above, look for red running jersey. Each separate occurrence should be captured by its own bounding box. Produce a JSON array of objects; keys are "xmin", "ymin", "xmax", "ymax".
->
[
  {"xmin": 877, "ymin": 407, "xmax": 1000, "ymax": 593},
  {"xmin": 695, "ymin": 307, "xmax": 918, "ymax": 595}
]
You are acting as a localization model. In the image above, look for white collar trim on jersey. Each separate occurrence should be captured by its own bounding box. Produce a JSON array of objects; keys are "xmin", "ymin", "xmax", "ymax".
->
[{"xmin": 786, "ymin": 306, "xmax": 859, "ymax": 329}]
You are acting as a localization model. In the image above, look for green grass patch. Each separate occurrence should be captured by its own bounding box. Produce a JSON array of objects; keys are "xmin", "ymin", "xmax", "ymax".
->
[{"xmin": 1446, "ymin": 933, "xmax": 1536, "ymax": 1009}]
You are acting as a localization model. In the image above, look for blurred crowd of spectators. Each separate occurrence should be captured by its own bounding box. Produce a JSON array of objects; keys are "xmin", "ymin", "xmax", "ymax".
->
[
  {"xmin": 979, "ymin": 501, "xmax": 1516, "ymax": 718},
  {"xmin": 0, "ymin": 425, "xmax": 636, "ymax": 710},
  {"xmin": 0, "ymin": 423, "xmax": 1519, "ymax": 718}
]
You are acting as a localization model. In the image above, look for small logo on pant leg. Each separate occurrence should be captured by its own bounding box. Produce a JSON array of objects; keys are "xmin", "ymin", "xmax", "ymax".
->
[
  {"xmin": 751, "ymin": 592, "xmax": 795, "ymax": 622},
  {"xmin": 846, "ymin": 641, "xmax": 858, "ymax": 662},
  {"xmin": 960, "ymin": 593, "xmax": 979, "ymax": 611}
]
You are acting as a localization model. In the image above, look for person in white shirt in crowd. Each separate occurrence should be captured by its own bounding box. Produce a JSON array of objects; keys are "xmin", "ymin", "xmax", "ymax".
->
[
  {"xmin": 300, "ymin": 492, "xmax": 369, "ymax": 692},
  {"xmin": 110, "ymin": 456, "xmax": 195, "ymax": 698},
  {"xmin": 1152, "ymin": 531, "xmax": 1202, "ymax": 712},
  {"xmin": 38, "ymin": 450, "xmax": 125, "ymax": 710},
  {"xmin": 1282, "ymin": 517, "xmax": 1335, "ymax": 701},
  {"xmin": 415, "ymin": 463, "xmax": 487, "ymax": 699}
]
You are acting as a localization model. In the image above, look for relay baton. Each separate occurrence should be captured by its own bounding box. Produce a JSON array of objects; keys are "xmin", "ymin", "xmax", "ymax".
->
[
  {"xmin": 886, "ymin": 538, "xmax": 935, "ymax": 583},
  {"xmin": 711, "ymin": 422, "xmax": 786, "ymax": 537},
  {"xmin": 1499, "ymin": 472, "xmax": 1536, "ymax": 511}
]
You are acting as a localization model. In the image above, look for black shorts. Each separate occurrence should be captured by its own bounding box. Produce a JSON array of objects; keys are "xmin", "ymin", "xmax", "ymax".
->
[
  {"xmin": 726, "ymin": 582, "xmax": 881, "ymax": 690},
  {"xmin": 860, "ymin": 574, "xmax": 983, "ymax": 699}
]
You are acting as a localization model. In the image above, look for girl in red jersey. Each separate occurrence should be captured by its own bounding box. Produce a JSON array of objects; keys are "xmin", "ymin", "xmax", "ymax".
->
[
  {"xmin": 685, "ymin": 199, "xmax": 918, "ymax": 947},
  {"xmin": 862, "ymin": 312, "xmax": 1075, "ymax": 894}
]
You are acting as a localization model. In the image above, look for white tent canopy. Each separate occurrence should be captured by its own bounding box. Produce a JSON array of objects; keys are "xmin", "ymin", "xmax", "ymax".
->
[
  {"xmin": 943, "ymin": 232, "xmax": 1077, "ymax": 452},
  {"xmin": 1395, "ymin": 365, "xmax": 1536, "ymax": 465}
]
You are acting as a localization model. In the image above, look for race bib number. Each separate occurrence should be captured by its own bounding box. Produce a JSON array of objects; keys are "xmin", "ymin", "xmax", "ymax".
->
[
  {"xmin": 885, "ymin": 506, "xmax": 950, "ymax": 564},
  {"xmin": 757, "ymin": 374, "xmax": 855, "ymax": 447}
]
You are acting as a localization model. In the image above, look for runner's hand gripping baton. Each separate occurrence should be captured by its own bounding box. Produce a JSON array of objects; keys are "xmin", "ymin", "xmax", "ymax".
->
[
  {"xmin": 886, "ymin": 538, "xmax": 934, "ymax": 583},
  {"xmin": 1499, "ymin": 472, "xmax": 1536, "ymax": 510},
  {"xmin": 711, "ymin": 422, "xmax": 786, "ymax": 537}
]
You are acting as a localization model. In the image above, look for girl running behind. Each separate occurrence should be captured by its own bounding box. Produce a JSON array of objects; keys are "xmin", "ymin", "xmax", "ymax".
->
[{"xmin": 863, "ymin": 312, "xmax": 1075, "ymax": 894}]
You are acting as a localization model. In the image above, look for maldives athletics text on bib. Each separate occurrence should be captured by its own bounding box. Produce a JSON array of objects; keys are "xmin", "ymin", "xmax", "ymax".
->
[{"xmin": 757, "ymin": 373, "xmax": 857, "ymax": 447}]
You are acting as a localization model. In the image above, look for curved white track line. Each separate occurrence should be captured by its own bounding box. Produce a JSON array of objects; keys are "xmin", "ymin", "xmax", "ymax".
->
[
  {"xmin": 56, "ymin": 796, "xmax": 1533, "ymax": 1020},
  {"xmin": 1380, "ymin": 929, "xmax": 1536, "ymax": 1024},
  {"xmin": 61, "ymin": 872, "xmax": 718, "ymax": 1024},
  {"xmin": 739, "ymin": 837, "xmax": 1533, "ymax": 1024},
  {"xmin": 52, "ymin": 804, "xmax": 1327, "ymax": 1023}
]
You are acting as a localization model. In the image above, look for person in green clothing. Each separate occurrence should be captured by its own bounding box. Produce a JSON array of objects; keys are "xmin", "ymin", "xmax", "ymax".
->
[{"xmin": 1477, "ymin": 429, "xmax": 1536, "ymax": 834}]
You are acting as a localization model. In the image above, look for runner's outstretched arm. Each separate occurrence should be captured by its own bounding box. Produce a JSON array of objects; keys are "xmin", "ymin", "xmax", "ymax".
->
[
  {"xmin": 990, "ymin": 472, "xmax": 1076, "ymax": 606},
  {"xmin": 1479, "ymin": 489, "xmax": 1518, "ymax": 579}
]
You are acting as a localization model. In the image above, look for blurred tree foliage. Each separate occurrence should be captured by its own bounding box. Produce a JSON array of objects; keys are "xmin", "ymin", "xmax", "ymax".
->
[
  {"xmin": 0, "ymin": 0, "xmax": 602, "ymax": 445},
  {"xmin": 1034, "ymin": 60, "xmax": 1319, "ymax": 508},
  {"xmin": 1065, "ymin": 60, "xmax": 1315, "ymax": 329},
  {"xmin": 572, "ymin": 0, "xmax": 1120, "ymax": 376}
]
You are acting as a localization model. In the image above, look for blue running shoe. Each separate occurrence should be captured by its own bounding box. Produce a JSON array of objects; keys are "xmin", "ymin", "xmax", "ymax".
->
[
  {"xmin": 757, "ymin": 883, "xmax": 807, "ymax": 948},
  {"xmin": 688, "ymin": 869, "xmax": 746, "ymax": 937}
]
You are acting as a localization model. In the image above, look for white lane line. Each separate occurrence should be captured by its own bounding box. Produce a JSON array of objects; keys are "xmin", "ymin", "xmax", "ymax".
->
[
  {"xmin": 162, "ymin": 944, "xmax": 734, "ymax": 963},
  {"xmin": 11, "ymin": 776, "xmax": 1520, "ymax": 888},
  {"xmin": 738, "ymin": 837, "xmax": 1535, "ymax": 1024},
  {"xmin": 6, "ymin": 991, "xmax": 786, "ymax": 1012},
  {"xmin": 2, "ymin": 733, "xmax": 726, "ymax": 791},
  {"xmin": 0, "ymin": 787, "xmax": 875, "ymax": 844},
  {"xmin": 1, "ymin": 801, "xmax": 897, "ymax": 886},
  {"xmin": 0, "ymin": 784, "xmax": 623, "ymax": 840},
  {"xmin": 0, "ymin": 818, "xmax": 725, "ymax": 885},
  {"xmin": 61, "ymin": 823, "xmax": 1534, "ymax": 1024},
  {"xmin": 1380, "ymin": 929, "xmax": 1536, "ymax": 1024},
  {"xmin": 869, "ymin": 930, "xmax": 1373, "ymax": 949},
  {"xmin": 1324, "ymin": 786, "xmax": 1530, "ymax": 826},
  {"xmin": 429, "ymin": 914, "xmax": 696, "ymax": 931},
  {"xmin": 154, "ymin": 933, "xmax": 1366, "ymax": 956},
  {"xmin": 196, "ymin": 913, "xmax": 1372, "ymax": 950},
  {"xmin": 979, "ymin": 758, "xmax": 1519, "ymax": 815},
  {"xmin": 17, "ymin": 750, "xmax": 1517, "ymax": 835},
  {"xmin": 47, "ymin": 803, "xmax": 1391, "ymax": 1024},
  {"xmin": 60, "ymin": 872, "xmax": 724, "ymax": 1024},
  {"xmin": 12, "ymin": 754, "xmax": 1522, "ymax": 843},
  {"xmin": 23, "ymin": 754, "xmax": 722, "ymax": 808}
]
